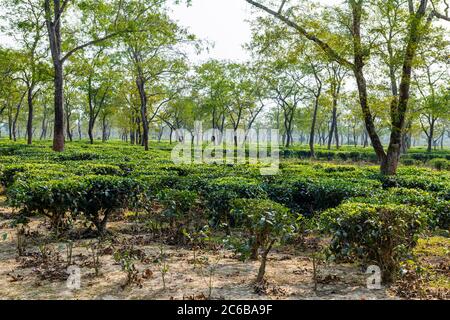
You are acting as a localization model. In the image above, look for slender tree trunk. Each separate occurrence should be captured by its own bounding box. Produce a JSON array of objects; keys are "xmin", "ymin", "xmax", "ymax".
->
[
  {"xmin": 327, "ymin": 110, "xmax": 336, "ymax": 150},
  {"xmin": 256, "ymin": 240, "xmax": 275, "ymax": 284},
  {"xmin": 78, "ymin": 120, "xmax": 82, "ymax": 140},
  {"xmin": 427, "ymin": 119, "xmax": 435, "ymax": 152},
  {"xmin": 12, "ymin": 93, "xmax": 25, "ymax": 142},
  {"xmin": 66, "ymin": 112, "xmax": 72, "ymax": 142},
  {"xmin": 52, "ymin": 63, "xmax": 65, "ymax": 151},
  {"xmin": 8, "ymin": 112, "xmax": 13, "ymax": 140},
  {"xmin": 88, "ymin": 118, "xmax": 95, "ymax": 144},
  {"xmin": 26, "ymin": 86, "xmax": 34, "ymax": 145},
  {"xmin": 40, "ymin": 105, "xmax": 47, "ymax": 140},
  {"xmin": 309, "ymin": 96, "xmax": 320, "ymax": 158},
  {"xmin": 102, "ymin": 116, "xmax": 108, "ymax": 142},
  {"xmin": 137, "ymin": 78, "xmax": 149, "ymax": 151}
]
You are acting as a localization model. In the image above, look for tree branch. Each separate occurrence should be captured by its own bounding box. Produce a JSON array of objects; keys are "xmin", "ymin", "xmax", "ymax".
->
[
  {"xmin": 61, "ymin": 31, "xmax": 127, "ymax": 63},
  {"xmin": 245, "ymin": 0, "xmax": 354, "ymax": 69}
]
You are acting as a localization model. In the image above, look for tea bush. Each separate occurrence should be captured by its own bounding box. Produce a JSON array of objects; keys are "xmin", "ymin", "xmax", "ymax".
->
[
  {"xmin": 320, "ymin": 203, "xmax": 427, "ymax": 282},
  {"xmin": 7, "ymin": 177, "xmax": 81, "ymax": 232},
  {"xmin": 346, "ymin": 188, "xmax": 450, "ymax": 230},
  {"xmin": 7, "ymin": 175, "xmax": 144, "ymax": 234},
  {"xmin": 76, "ymin": 175, "xmax": 144, "ymax": 234},
  {"xmin": 155, "ymin": 188, "xmax": 202, "ymax": 241},
  {"xmin": 230, "ymin": 198, "xmax": 299, "ymax": 282},
  {"xmin": 75, "ymin": 163, "xmax": 125, "ymax": 176},
  {"xmin": 204, "ymin": 176, "xmax": 267, "ymax": 226},
  {"xmin": 428, "ymin": 158, "xmax": 450, "ymax": 171},
  {"xmin": 264, "ymin": 176, "xmax": 381, "ymax": 214}
]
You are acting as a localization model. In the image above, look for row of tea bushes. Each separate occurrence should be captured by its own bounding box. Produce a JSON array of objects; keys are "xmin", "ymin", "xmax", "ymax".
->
[
  {"xmin": 1, "ymin": 140, "xmax": 449, "ymax": 283},
  {"xmin": 7, "ymin": 175, "xmax": 146, "ymax": 234},
  {"xmin": 280, "ymin": 146, "xmax": 450, "ymax": 163}
]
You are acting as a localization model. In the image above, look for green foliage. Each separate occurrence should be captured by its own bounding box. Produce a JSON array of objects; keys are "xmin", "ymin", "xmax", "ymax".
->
[
  {"xmin": 157, "ymin": 188, "xmax": 198, "ymax": 222},
  {"xmin": 428, "ymin": 158, "xmax": 450, "ymax": 171},
  {"xmin": 7, "ymin": 175, "xmax": 143, "ymax": 233},
  {"xmin": 320, "ymin": 203, "xmax": 427, "ymax": 283},
  {"xmin": 230, "ymin": 198, "xmax": 299, "ymax": 260},
  {"xmin": 76, "ymin": 175, "xmax": 143, "ymax": 233},
  {"xmin": 76, "ymin": 163, "xmax": 125, "ymax": 176},
  {"xmin": 204, "ymin": 176, "xmax": 267, "ymax": 225},
  {"xmin": 346, "ymin": 188, "xmax": 450, "ymax": 230},
  {"xmin": 265, "ymin": 176, "xmax": 380, "ymax": 214},
  {"xmin": 1, "ymin": 140, "xmax": 449, "ymax": 239}
]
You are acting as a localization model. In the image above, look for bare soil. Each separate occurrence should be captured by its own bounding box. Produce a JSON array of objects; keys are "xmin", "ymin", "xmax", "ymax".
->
[{"xmin": 0, "ymin": 204, "xmax": 446, "ymax": 300}]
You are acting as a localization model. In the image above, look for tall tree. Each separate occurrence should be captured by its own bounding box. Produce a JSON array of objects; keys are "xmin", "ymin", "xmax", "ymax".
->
[
  {"xmin": 122, "ymin": 1, "xmax": 193, "ymax": 150},
  {"xmin": 42, "ymin": 0, "xmax": 142, "ymax": 151},
  {"xmin": 246, "ymin": 0, "xmax": 450, "ymax": 175}
]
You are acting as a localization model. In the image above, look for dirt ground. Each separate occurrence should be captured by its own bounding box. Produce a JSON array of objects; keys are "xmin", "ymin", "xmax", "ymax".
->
[
  {"xmin": 2, "ymin": 199, "xmax": 447, "ymax": 300},
  {"xmin": 0, "ymin": 211, "xmax": 398, "ymax": 300}
]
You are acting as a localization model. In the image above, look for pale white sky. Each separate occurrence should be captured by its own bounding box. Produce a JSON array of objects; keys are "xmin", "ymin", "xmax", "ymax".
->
[{"xmin": 171, "ymin": 0, "xmax": 253, "ymax": 62}]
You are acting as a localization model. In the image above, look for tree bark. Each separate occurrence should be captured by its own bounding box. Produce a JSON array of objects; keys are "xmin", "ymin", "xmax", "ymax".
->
[
  {"xmin": 53, "ymin": 63, "xmax": 65, "ymax": 151},
  {"xmin": 66, "ymin": 110, "xmax": 72, "ymax": 142},
  {"xmin": 26, "ymin": 86, "xmax": 34, "ymax": 145},
  {"xmin": 255, "ymin": 240, "xmax": 275, "ymax": 284},
  {"xmin": 328, "ymin": 107, "xmax": 338, "ymax": 150},
  {"xmin": 136, "ymin": 77, "xmax": 149, "ymax": 151},
  {"xmin": 12, "ymin": 92, "xmax": 26, "ymax": 142}
]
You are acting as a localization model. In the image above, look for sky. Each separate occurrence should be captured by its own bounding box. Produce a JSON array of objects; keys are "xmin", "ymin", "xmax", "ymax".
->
[{"xmin": 170, "ymin": 0, "xmax": 253, "ymax": 62}]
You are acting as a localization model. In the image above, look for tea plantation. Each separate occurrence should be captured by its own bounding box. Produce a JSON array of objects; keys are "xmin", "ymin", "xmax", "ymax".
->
[{"xmin": 0, "ymin": 140, "xmax": 448, "ymax": 299}]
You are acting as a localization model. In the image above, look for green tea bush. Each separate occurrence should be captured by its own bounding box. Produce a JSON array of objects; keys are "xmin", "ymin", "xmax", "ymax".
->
[
  {"xmin": 53, "ymin": 151, "xmax": 104, "ymax": 161},
  {"xmin": 320, "ymin": 203, "xmax": 427, "ymax": 283},
  {"xmin": 346, "ymin": 188, "xmax": 450, "ymax": 230},
  {"xmin": 137, "ymin": 173, "xmax": 181, "ymax": 201},
  {"xmin": 76, "ymin": 163, "xmax": 125, "ymax": 176},
  {"xmin": 400, "ymin": 158, "xmax": 421, "ymax": 166},
  {"xmin": 204, "ymin": 176, "xmax": 267, "ymax": 226},
  {"xmin": 8, "ymin": 175, "xmax": 144, "ymax": 234},
  {"xmin": 230, "ymin": 198, "xmax": 299, "ymax": 283},
  {"xmin": 323, "ymin": 165, "xmax": 357, "ymax": 173},
  {"xmin": 7, "ymin": 178, "xmax": 81, "ymax": 232},
  {"xmin": 76, "ymin": 176, "xmax": 144, "ymax": 234},
  {"xmin": 156, "ymin": 189, "xmax": 200, "ymax": 235},
  {"xmin": 0, "ymin": 163, "xmax": 70, "ymax": 188},
  {"xmin": 428, "ymin": 158, "xmax": 450, "ymax": 171},
  {"xmin": 265, "ymin": 177, "xmax": 381, "ymax": 214},
  {"xmin": 380, "ymin": 174, "xmax": 449, "ymax": 193}
]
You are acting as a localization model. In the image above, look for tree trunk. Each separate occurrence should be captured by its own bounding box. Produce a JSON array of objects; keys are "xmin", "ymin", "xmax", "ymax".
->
[
  {"xmin": 88, "ymin": 118, "xmax": 95, "ymax": 144},
  {"xmin": 12, "ymin": 93, "xmax": 25, "ymax": 142},
  {"xmin": 255, "ymin": 240, "xmax": 275, "ymax": 284},
  {"xmin": 380, "ymin": 1, "xmax": 428, "ymax": 175},
  {"xmin": 26, "ymin": 86, "xmax": 34, "ymax": 145},
  {"xmin": 102, "ymin": 116, "xmax": 108, "ymax": 142},
  {"xmin": 66, "ymin": 112, "xmax": 72, "ymax": 142},
  {"xmin": 426, "ymin": 119, "xmax": 435, "ymax": 152},
  {"xmin": 137, "ymin": 78, "xmax": 149, "ymax": 151},
  {"xmin": 8, "ymin": 112, "xmax": 12, "ymax": 140},
  {"xmin": 309, "ymin": 96, "xmax": 319, "ymax": 158},
  {"xmin": 78, "ymin": 120, "xmax": 82, "ymax": 140},
  {"xmin": 52, "ymin": 62, "xmax": 65, "ymax": 151}
]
